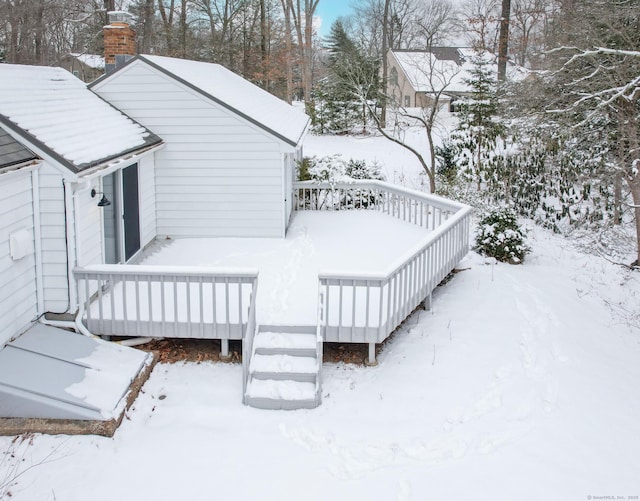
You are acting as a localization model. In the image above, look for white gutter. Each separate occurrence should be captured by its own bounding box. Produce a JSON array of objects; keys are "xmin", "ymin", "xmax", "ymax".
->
[{"xmin": 78, "ymin": 142, "xmax": 165, "ymax": 181}]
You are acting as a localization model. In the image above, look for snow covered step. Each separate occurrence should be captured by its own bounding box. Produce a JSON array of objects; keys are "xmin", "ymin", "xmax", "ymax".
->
[
  {"xmin": 244, "ymin": 325, "xmax": 322, "ymax": 410},
  {"xmin": 253, "ymin": 331, "xmax": 317, "ymax": 357},
  {"xmin": 245, "ymin": 379, "xmax": 317, "ymax": 410},
  {"xmin": 250, "ymin": 354, "xmax": 317, "ymax": 383}
]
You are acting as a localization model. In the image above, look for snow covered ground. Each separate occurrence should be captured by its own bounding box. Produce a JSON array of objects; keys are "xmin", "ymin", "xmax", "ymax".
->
[{"xmin": 1, "ymin": 131, "xmax": 639, "ymax": 500}]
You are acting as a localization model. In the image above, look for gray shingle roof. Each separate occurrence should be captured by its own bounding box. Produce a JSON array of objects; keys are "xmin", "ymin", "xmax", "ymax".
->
[{"xmin": 0, "ymin": 127, "xmax": 37, "ymax": 170}]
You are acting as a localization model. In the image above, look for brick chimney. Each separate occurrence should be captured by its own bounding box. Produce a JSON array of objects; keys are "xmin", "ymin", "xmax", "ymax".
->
[{"xmin": 103, "ymin": 11, "xmax": 135, "ymax": 73}]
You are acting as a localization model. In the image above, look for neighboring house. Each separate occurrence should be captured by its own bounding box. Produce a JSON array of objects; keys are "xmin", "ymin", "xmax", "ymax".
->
[
  {"xmin": 62, "ymin": 53, "xmax": 106, "ymax": 82},
  {"xmin": 387, "ymin": 48, "xmax": 529, "ymax": 109},
  {"xmin": 90, "ymin": 55, "xmax": 310, "ymax": 238}
]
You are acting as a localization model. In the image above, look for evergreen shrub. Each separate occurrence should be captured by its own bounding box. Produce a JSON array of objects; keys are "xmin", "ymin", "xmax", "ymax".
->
[{"xmin": 475, "ymin": 208, "xmax": 530, "ymax": 263}]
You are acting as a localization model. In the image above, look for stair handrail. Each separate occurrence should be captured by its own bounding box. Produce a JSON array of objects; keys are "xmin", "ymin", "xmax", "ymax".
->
[{"xmin": 242, "ymin": 277, "xmax": 259, "ymax": 404}]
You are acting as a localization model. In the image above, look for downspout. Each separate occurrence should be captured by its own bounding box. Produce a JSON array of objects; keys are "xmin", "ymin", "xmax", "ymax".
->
[
  {"xmin": 64, "ymin": 179, "xmax": 78, "ymax": 312},
  {"xmin": 31, "ymin": 167, "xmax": 45, "ymax": 315}
]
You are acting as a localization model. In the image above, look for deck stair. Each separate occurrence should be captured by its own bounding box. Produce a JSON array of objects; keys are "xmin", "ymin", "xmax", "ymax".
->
[{"xmin": 244, "ymin": 325, "xmax": 322, "ymax": 410}]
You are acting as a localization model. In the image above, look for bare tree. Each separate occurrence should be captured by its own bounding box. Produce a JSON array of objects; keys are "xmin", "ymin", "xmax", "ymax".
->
[
  {"xmin": 510, "ymin": 0, "xmax": 549, "ymax": 67},
  {"xmin": 461, "ymin": 0, "xmax": 500, "ymax": 51}
]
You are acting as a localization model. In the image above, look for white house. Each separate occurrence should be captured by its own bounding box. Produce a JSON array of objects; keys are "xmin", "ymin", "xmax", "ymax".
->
[
  {"xmin": 0, "ymin": 63, "xmax": 162, "ymax": 430},
  {"xmin": 90, "ymin": 55, "xmax": 310, "ymax": 239},
  {"xmin": 0, "ymin": 57, "xmax": 312, "ymax": 426},
  {"xmin": 0, "ymin": 63, "xmax": 163, "ymax": 317},
  {"xmin": 0, "ymin": 51, "xmax": 470, "ymax": 418}
]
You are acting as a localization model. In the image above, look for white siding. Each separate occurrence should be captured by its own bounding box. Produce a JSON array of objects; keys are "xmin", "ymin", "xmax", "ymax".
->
[
  {"xmin": 38, "ymin": 164, "xmax": 71, "ymax": 313},
  {"xmin": 0, "ymin": 169, "xmax": 38, "ymax": 345},
  {"xmin": 75, "ymin": 182, "xmax": 103, "ymax": 267},
  {"xmin": 139, "ymin": 155, "xmax": 157, "ymax": 248},
  {"xmin": 94, "ymin": 62, "xmax": 286, "ymax": 238}
]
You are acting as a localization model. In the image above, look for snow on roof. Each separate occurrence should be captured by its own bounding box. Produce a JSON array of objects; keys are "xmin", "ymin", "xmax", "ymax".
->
[
  {"xmin": 71, "ymin": 53, "xmax": 105, "ymax": 70},
  {"xmin": 0, "ymin": 64, "xmax": 161, "ymax": 173},
  {"xmin": 393, "ymin": 51, "xmax": 461, "ymax": 93},
  {"xmin": 392, "ymin": 48, "xmax": 529, "ymax": 95},
  {"xmin": 138, "ymin": 55, "xmax": 310, "ymax": 146}
]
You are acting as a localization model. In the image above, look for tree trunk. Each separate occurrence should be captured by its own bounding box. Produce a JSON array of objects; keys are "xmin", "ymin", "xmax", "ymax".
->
[
  {"xmin": 260, "ymin": 0, "xmax": 268, "ymax": 89},
  {"xmin": 303, "ymin": 0, "xmax": 318, "ymax": 104},
  {"xmin": 179, "ymin": 0, "xmax": 188, "ymax": 58},
  {"xmin": 497, "ymin": 0, "xmax": 511, "ymax": 82},
  {"xmin": 158, "ymin": 0, "xmax": 175, "ymax": 56},
  {"xmin": 140, "ymin": 0, "xmax": 156, "ymax": 53},
  {"xmin": 380, "ymin": 0, "xmax": 390, "ymax": 128},
  {"xmin": 280, "ymin": 0, "xmax": 294, "ymax": 103},
  {"xmin": 630, "ymin": 179, "xmax": 640, "ymax": 266}
]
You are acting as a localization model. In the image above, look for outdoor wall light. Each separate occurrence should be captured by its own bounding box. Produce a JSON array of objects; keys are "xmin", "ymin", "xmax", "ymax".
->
[{"xmin": 91, "ymin": 188, "xmax": 111, "ymax": 207}]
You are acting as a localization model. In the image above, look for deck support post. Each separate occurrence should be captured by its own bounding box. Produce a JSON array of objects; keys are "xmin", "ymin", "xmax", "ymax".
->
[
  {"xmin": 220, "ymin": 339, "xmax": 231, "ymax": 361},
  {"xmin": 423, "ymin": 293, "xmax": 432, "ymax": 311},
  {"xmin": 365, "ymin": 343, "xmax": 378, "ymax": 366}
]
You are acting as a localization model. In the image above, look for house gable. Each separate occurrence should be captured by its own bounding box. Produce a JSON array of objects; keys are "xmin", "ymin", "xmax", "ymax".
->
[
  {"xmin": 91, "ymin": 58, "xmax": 291, "ymax": 238},
  {"xmin": 90, "ymin": 55, "xmax": 309, "ymax": 149}
]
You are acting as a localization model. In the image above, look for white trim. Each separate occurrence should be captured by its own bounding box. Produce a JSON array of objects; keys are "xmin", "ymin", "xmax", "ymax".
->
[
  {"xmin": 0, "ymin": 162, "xmax": 39, "ymax": 180},
  {"xmin": 281, "ymin": 153, "xmax": 286, "ymax": 238}
]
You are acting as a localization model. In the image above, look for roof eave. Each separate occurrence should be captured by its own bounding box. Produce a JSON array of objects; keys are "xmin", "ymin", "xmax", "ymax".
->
[
  {"xmin": 0, "ymin": 113, "xmax": 163, "ymax": 179},
  {"xmin": 93, "ymin": 55, "xmax": 306, "ymax": 147},
  {"xmin": 78, "ymin": 141, "xmax": 165, "ymax": 180},
  {"xmin": 0, "ymin": 114, "xmax": 79, "ymax": 179}
]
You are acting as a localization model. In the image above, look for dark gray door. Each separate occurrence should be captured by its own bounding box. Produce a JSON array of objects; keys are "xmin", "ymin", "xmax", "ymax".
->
[{"xmin": 122, "ymin": 163, "xmax": 140, "ymax": 261}]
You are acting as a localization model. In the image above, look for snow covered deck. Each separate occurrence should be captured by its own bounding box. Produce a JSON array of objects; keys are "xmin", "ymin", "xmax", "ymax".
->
[
  {"xmin": 75, "ymin": 181, "xmax": 471, "ymax": 351},
  {"xmin": 139, "ymin": 210, "xmax": 430, "ymax": 325}
]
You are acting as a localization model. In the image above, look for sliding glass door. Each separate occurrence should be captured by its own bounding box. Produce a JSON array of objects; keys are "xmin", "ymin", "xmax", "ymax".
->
[{"xmin": 101, "ymin": 163, "xmax": 140, "ymax": 264}]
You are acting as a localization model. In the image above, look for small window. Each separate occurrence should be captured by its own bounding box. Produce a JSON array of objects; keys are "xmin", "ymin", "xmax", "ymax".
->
[
  {"xmin": 390, "ymin": 67, "xmax": 398, "ymax": 86},
  {"xmin": 404, "ymin": 95, "xmax": 411, "ymax": 107}
]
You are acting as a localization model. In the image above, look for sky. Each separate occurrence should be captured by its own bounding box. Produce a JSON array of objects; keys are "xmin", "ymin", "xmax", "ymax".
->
[{"xmin": 315, "ymin": 0, "xmax": 354, "ymax": 38}]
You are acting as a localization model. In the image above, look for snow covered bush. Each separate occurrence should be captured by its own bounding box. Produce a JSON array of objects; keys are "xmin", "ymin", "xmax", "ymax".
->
[
  {"xmin": 296, "ymin": 155, "xmax": 385, "ymax": 209},
  {"xmin": 297, "ymin": 155, "xmax": 384, "ymax": 183},
  {"xmin": 475, "ymin": 208, "xmax": 530, "ymax": 264}
]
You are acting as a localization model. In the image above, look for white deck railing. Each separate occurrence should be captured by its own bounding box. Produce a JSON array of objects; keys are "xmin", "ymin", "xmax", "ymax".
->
[
  {"xmin": 75, "ymin": 265, "xmax": 259, "ymax": 341},
  {"xmin": 294, "ymin": 180, "xmax": 471, "ymax": 361},
  {"xmin": 294, "ymin": 180, "xmax": 460, "ymax": 229}
]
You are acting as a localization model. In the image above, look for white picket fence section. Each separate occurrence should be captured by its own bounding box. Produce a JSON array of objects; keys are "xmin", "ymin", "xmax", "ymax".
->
[
  {"xmin": 75, "ymin": 265, "xmax": 259, "ymax": 341},
  {"xmin": 294, "ymin": 180, "xmax": 471, "ymax": 362}
]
